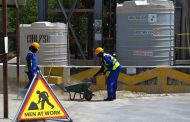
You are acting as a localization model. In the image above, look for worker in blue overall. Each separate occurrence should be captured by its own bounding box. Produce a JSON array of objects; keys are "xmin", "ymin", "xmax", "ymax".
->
[
  {"xmin": 93, "ymin": 47, "xmax": 121, "ymax": 101},
  {"xmin": 24, "ymin": 42, "xmax": 40, "ymax": 89}
]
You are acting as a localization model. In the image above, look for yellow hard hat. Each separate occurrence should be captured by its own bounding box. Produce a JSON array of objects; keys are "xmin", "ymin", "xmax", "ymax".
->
[
  {"xmin": 95, "ymin": 47, "xmax": 104, "ymax": 55},
  {"xmin": 31, "ymin": 42, "xmax": 40, "ymax": 50}
]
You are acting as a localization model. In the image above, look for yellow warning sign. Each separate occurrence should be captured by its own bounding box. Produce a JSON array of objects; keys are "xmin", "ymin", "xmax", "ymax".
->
[{"xmin": 15, "ymin": 73, "xmax": 70, "ymax": 121}]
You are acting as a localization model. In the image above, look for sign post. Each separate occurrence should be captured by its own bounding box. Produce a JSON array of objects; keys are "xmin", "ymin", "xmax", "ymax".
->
[{"xmin": 2, "ymin": 0, "xmax": 8, "ymax": 118}]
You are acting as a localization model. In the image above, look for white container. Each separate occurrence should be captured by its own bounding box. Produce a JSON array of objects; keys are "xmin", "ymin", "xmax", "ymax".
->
[
  {"xmin": 20, "ymin": 22, "xmax": 68, "ymax": 66},
  {"xmin": 116, "ymin": 0, "xmax": 174, "ymax": 66}
]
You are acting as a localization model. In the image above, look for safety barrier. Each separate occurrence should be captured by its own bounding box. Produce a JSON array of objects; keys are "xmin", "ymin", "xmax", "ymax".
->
[{"xmin": 68, "ymin": 67, "xmax": 190, "ymax": 93}]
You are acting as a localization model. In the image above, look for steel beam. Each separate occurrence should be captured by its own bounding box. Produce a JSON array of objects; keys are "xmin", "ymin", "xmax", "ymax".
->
[
  {"xmin": 94, "ymin": 0, "xmax": 103, "ymax": 48},
  {"xmin": 57, "ymin": 0, "xmax": 86, "ymax": 59},
  {"xmin": 15, "ymin": 0, "xmax": 20, "ymax": 99},
  {"xmin": 38, "ymin": 0, "xmax": 48, "ymax": 21},
  {"xmin": 49, "ymin": 8, "xmax": 94, "ymax": 13}
]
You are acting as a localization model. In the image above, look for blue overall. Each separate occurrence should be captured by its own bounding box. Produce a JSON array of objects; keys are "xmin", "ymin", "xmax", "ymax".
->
[
  {"xmin": 106, "ymin": 66, "xmax": 121, "ymax": 99},
  {"xmin": 25, "ymin": 52, "xmax": 38, "ymax": 89},
  {"xmin": 97, "ymin": 53, "xmax": 121, "ymax": 99}
]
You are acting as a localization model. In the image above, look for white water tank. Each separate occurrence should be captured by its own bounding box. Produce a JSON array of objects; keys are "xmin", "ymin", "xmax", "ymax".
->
[
  {"xmin": 116, "ymin": 0, "xmax": 174, "ymax": 66},
  {"xmin": 20, "ymin": 22, "xmax": 68, "ymax": 66}
]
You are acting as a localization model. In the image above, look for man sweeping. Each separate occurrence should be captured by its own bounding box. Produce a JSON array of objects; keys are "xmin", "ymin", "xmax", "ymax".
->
[
  {"xmin": 24, "ymin": 42, "xmax": 40, "ymax": 89},
  {"xmin": 93, "ymin": 47, "xmax": 121, "ymax": 101}
]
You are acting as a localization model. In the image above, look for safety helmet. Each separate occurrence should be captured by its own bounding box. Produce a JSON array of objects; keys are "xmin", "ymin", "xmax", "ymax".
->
[
  {"xmin": 31, "ymin": 42, "xmax": 40, "ymax": 51},
  {"xmin": 95, "ymin": 47, "xmax": 104, "ymax": 55}
]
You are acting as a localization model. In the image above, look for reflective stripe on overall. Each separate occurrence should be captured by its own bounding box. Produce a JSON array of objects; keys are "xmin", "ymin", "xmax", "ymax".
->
[
  {"xmin": 24, "ymin": 60, "xmax": 32, "ymax": 73},
  {"xmin": 102, "ymin": 53, "xmax": 120, "ymax": 70}
]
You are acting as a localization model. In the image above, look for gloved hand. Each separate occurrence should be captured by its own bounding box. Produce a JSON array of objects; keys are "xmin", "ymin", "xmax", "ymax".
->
[
  {"xmin": 103, "ymin": 70, "xmax": 108, "ymax": 75},
  {"xmin": 37, "ymin": 66, "xmax": 41, "ymax": 74}
]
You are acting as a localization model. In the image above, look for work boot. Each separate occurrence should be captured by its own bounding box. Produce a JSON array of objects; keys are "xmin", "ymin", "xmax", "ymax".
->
[{"xmin": 104, "ymin": 98, "xmax": 113, "ymax": 101}]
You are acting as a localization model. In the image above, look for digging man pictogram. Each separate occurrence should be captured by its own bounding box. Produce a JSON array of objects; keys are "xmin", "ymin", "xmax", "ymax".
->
[{"xmin": 36, "ymin": 90, "xmax": 54, "ymax": 110}]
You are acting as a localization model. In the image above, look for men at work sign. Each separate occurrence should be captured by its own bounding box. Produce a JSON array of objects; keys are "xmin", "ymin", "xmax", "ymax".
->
[{"xmin": 14, "ymin": 73, "xmax": 72, "ymax": 121}]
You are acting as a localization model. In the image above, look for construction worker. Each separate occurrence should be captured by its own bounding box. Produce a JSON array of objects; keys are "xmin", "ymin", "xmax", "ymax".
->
[
  {"xmin": 93, "ymin": 47, "xmax": 121, "ymax": 101},
  {"xmin": 24, "ymin": 42, "xmax": 40, "ymax": 89}
]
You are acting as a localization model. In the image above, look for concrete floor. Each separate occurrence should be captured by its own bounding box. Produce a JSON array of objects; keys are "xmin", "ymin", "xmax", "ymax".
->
[{"xmin": 0, "ymin": 92, "xmax": 190, "ymax": 122}]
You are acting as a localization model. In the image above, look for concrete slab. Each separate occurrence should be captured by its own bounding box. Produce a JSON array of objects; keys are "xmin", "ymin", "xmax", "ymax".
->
[{"xmin": 0, "ymin": 92, "xmax": 190, "ymax": 122}]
